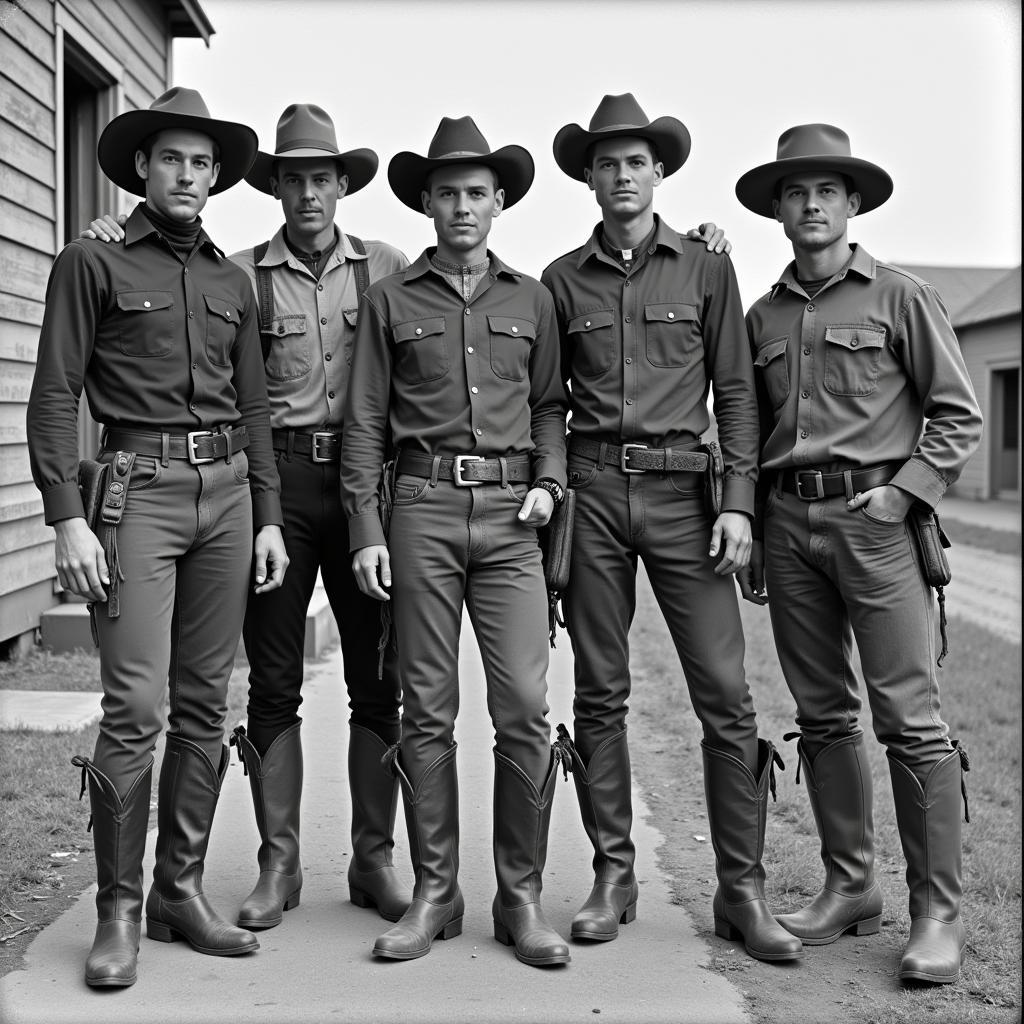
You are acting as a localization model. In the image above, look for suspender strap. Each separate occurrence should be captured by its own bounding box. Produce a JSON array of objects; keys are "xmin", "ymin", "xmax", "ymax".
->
[
  {"xmin": 253, "ymin": 240, "xmax": 274, "ymax": 361},
  {"xmin": 347, "ymin": 235, "xmax": 369, "ymax": 298}
]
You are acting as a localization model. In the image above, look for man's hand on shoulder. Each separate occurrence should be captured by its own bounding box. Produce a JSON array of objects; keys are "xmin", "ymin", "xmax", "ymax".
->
[
  {"xmin": 80, "ymin": 213, "xmax": 127, "ymax": 242},
  {"xmin": 685, "ymin": 221, "xmax": 732, "ymax": 255}
]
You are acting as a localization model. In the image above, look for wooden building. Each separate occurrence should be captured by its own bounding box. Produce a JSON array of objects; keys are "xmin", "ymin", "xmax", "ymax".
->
[{"xmin": 0, "ymin": 0, "xmax": 212, "ymax": 651}]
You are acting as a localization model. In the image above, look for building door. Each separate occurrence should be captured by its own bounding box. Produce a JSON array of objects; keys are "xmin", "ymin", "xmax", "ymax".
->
[{"xmin": 990, "ymin": 367, "xmax": 1020, "ymax": 498}]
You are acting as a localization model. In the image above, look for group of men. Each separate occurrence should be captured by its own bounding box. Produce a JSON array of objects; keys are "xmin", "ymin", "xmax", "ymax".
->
[{"xmin": 27, "ymin": 85, "xmax": 982, "ymax": 994}]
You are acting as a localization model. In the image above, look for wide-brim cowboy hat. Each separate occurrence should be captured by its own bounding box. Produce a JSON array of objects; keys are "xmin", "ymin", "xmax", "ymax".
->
[
  {"xmin": 553, "ymin": 93, "xmax": 691, "ymax": 181},
  {"xmin": 245, "ymin": 103, "xmax": 378, "ymax": 196},
  {"xmin": 388, "ymin": 116, "xmax": 534, "ymax": 212},
  {"xmin": 97, "ymin": 87, "xmax": 258, "ymax": 197},
  {"xmin": 735, "ymin": 123, "xmax": 893, "ymax": 217}
]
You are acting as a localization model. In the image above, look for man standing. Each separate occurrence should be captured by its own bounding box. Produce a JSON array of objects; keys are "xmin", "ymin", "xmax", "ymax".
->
[
  {"xmin": 541, "ymin": 93, "xmax": 801, "ymax": 963},
  {"xmin": 27, "ymin": 88, "xmax": 287, "ymax": 988},
  {"xmin": 341, "ymin": 116, "xmax": 570, "ymax": 967},
  {"xmin": 736, "ymin": 125, "xmax": 982, "ymax": 984}
]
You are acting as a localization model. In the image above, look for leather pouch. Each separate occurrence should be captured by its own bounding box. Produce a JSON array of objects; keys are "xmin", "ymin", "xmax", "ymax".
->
[
  {"xmin": 698, "ymin": 441, "xmax": 724, "ymax": 518},
  {"xmin": 78, "ymin": 459, "xmax": 109, "ymax": 533},
  {"xmin": 540, "ymin": 488, "xmax": 576, "ymax": 647},
  {"xmin": 909, "ymin": 506, "xmax": 952, "ymax": 587}
]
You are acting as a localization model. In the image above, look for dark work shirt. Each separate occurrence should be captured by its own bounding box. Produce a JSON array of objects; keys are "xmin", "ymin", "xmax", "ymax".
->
[
  {"xmin": 541, "ymin": 215, "xmax": 759, "ymax": 515},
  {"xmin": 27, "ymin": 203, "xmax": 282, "ymax": 527}
]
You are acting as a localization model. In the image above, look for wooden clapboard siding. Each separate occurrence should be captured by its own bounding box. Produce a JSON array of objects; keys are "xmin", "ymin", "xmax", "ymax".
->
[{"xmin": 0, "ymin": 318, "xmax": 41, "ymax": 363}]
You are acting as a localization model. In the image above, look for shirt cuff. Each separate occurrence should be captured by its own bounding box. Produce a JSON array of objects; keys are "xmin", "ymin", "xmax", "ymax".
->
[
  {"xmin": 530, "ymin": 456, "xmax": 567, "ymax": 489},
  {"xmin": 348, "ymin": 512, "xmax": 386, "ymax": 552},
  {"xmin": 42, "ymin": 482, "xmax": 85, "ymax": 526},
  {"xmin": 722, "ymin": 476, "xmax": 756, "ymax": 518},
  {"xmin": 891, "ymin": 459, "xmax": 948, "ymax": 510},
  {"xmin": 252, "ymin": 492, "xmax": 284, "ymax": 530}
]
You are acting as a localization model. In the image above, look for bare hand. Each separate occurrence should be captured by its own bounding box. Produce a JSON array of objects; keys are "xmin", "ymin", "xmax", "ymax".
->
[
  {"xmin": 738, "ymin": 539, "xmax": 768, "ymax": 605},
  {"xmin": 517, "ymin": 487, "xmax": 554, "ymax": 527},
  {"xmin": 53, "ymin": 517, "xmax": 108, "ymax": 601},
  {"xmin": 81, "ymin": 213, "xmax": 127, "ymax": 242},
  {"xmin": 846, "ymin": 484, "xmax": 914, "ymax": 523},
  {"xmin": 253, "ymin": 525, "xmax": 289, "ymax": 593},
  {"xmin": 353, "ymin": 545, "xmax": 391, "ymax": 601},
  {"xmin": 709, "ymin": 511, "xmax": 751, "ymax": 575},
  {"xmin": 685, "ymin": 221, "xmax": 732, "ymax": 255}
]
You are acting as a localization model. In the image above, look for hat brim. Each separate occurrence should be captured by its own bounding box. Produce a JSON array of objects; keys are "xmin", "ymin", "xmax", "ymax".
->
[
  {"xmin": 387, "ymin": 145, "xmax": 535, "ymax": 212},
  {"xmin": 735, "ymin": 156, "xmax": 894, "ymax": 217},
  {"xmin": 552, "ymin": 116, "xmax": 691, "ymax": 181},
  {"xmin": 244, "ymin": 147, "xmax": 379, "ymax": 196},
  {"xmin": 97, "ymin": 109, "xmax": 258, "ymax": 197}
]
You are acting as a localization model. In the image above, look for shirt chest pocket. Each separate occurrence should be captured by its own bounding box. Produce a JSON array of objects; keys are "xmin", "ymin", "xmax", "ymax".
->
[
  {"xmin": 644, "ymin": 302, "xmax": 700, "ymax": 368},
  {"xmin": 203, "ymin": 293, "xmax": 240, "ymax": 367},
  {"xmin": 753, "ymin": 335, "xmax": 790, "ymax": 410},
  {"xmin": 487, "ymin": 315, "xmax": 535, "ymax": 381},
  {"xmin": 263, "ymin": 314, "xmax": 311, "ymax": 381},
  {"xmin": 393, "ymin": 316, "xmax": 448, "ymax": 384},
  {"xmin": 567, "ymin": 309, "xmax": 615, "ymax": 377},
  {"xmin": 824, "ymin": 325, "xmax": 886, "ymax": 397},
  {"xmin": 115, "ymin": 290, "xmax": 175, "ymax": 357}
]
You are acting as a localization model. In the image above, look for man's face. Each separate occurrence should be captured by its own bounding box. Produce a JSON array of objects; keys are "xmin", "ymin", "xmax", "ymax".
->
[
  {"xmin": 773, "ymin": 172, "xmax": 861, "ymax": 253},
  {"xmin": 584, "ymin": 137, "xmax": 663, "ymax": 219},
  {"xmin": 422, "ymin": 164, "xmax": 504, "ymax": 257},
  {"xmin": 270, "ymin": 158, "xmax": 348, "ymax": 238},
  {"xmin": 135, "ymin": 129, "xmax": 220, "ymax": 222}
]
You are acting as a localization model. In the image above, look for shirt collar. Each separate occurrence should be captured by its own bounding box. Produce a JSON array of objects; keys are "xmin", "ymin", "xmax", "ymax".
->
[
  {"xmin": 576, "ymin": 214, "xmax": 683, "ymax": 269},
  {"xmin": 404, "ymin": 248, "xmax": 522, "ymax": 284},
  {"xmin": 769, "ymin": 243, "xmax": 876, "ymax": 302},
  {"xmin": 263, "ymin": 224, "xmax": 352, "ymax": 270},
  {"xmin": 123, "ymin": 202, "xmax": 221, "ymax": 257}
]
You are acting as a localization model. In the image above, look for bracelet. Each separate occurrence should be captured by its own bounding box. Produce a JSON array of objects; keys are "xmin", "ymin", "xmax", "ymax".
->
[{"xmin": 531, "ymin": 478, "xmax": 564, "ymax": 507}]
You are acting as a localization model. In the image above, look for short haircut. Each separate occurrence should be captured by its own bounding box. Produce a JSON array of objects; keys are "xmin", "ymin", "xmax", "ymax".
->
[
  {"xmin": 424, "ymin": 164, "xmax": 500, "ymax": 193},
  {"xmin": 139, "ymin": 130, "xmax": 220, "ymax": 166},
  {"xmin": 585, "ymin": 137, "xmax": 660, "ymax": 172},
  {"xmin": 773, "ymin": 172, "xmax": 856, "ymax": 202}
]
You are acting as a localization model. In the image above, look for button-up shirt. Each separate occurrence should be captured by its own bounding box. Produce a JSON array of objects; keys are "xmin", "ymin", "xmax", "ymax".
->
[
  {"xmin": 230, "ymin": 227, "xmax": 408, "ymax": 429},
  {"xmin": 27, "ymin": 204, "xmax": 282, "ymax": 527},
  {"xmin": 342, "ymin": 248, "xmax": 569, "ymax": 550},
  {"xmin": 541, "ymin": 216, "xmax": 759, "ymax": 515},
  {"xmin": 745, "ymin": 244, "xmax": 983, "ymax": 509}
]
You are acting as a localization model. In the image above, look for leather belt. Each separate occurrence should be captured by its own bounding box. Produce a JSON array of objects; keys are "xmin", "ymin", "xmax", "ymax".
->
[
  {"xmin": 778, "ymin": 462, "xmax": 901, "ymax": 501},
  {"xmin": 396, "ymin": 451, "xmax": 532, "ymax": 487},
  {"xmin": 102, "ymin": 427, "xmax": 249, "ymax": 465},
  {"xmin": 272, "ymin": 428, "xmax": 341, "ymax": 463},
  {"xmin": 569, "ymin": 436, "xmax": 708, "ymax": 475}
]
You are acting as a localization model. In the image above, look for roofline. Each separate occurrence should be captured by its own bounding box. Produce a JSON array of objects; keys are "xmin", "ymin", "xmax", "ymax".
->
[{"xmin": 166, "ymin": 0, "xmax": 215, "ymax": 45}]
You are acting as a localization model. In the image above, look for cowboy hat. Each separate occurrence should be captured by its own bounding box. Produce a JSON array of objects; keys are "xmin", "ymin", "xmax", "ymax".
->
[
  {"xmin": 245, "ymin": 103, "xmax": 378, "ymax": 196},
  {"xmin": 97, "ymin": 87, "xmax": 257, "ymax": 196},
  {"xmin": 552, "ymin": 93, "xmax": 691, "ymax": 181},
  {"xmin": 387, "ymin": 116, "xmax": 534, "ymax": 212},
  {"xmin": 735, "ymin": 124, "xmax": 893, "ymax": 217}
]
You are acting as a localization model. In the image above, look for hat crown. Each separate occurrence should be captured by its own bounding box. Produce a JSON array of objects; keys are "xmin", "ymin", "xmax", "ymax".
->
[
  {"xmin": 776, "ymin": 124, "xmax": 854, "ymax": 163},
  {"xmin": 273, "ymin": 103, "xmax": 340, "ymax": 156},
  {"xmin": 426, "ymin": 116, "xmax": 492, "ymax": 160},
  {"xmin": 148, "ymin": 86, "xmax": 213, "ymax": 120},
  {"xmin": 588, "ymin": 93, "xmax": 651, "ymax": 133}
]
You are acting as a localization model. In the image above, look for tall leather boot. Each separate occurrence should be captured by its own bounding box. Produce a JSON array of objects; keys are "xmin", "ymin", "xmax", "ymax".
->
[
  {"xmin": 230, "ymin": 723, "xmax": 303, "ymax": 930},
  {"xmin": 557, "ymin": 725, "xmax": 639, "ymax": 941},
  {"xmin": 889, "ymin": 742, "xmax": 970, "ymax": 984},
  {"xmin": 702, "ymin": 738, "xmax": 804, "ymax": 962},
  {"xmin": 492, "ymin": 748, "xmax": 571, "ymax": 967},
  {"xmin": 372, "ymin": 744, "xmax": 464, "ymax": 960},
  {"xmin": 71, "ymin": 756, "xmax": 152, "ymax": 988},
  {"xmin": 775, "ymin": 733, "xmax": 883, "ymax": 943},
  {"xmin": 347, "ymin": 723, "xmax": 412, "ymax": 922},
  {"xmin": 145, "ymin": 735, "xmax": 259, "ymax": 955}
]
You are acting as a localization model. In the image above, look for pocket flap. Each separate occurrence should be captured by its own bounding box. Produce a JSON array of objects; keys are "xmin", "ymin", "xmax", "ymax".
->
[
  {"xmin": 268, "ymin": 314, "xmax": 307, "ymax": 337},
  {"xmin": 116, "ymin": 290, "xmax": 173, "ymax": 312},
  {"xmin": 754, "ymin": 336, "xmax": 788, "ymax": 367},
  {"xmin": 486, "ymin": 315, "xmax": 536, "ymax": 339},
  {"xmin": 343, "ymin": 308, "xmax": 359, "ymax": 327},
  {"xmin": 644, "ymin": 302, "xmax": 697, "ymax": 323},
  {"xmin": 394, "ymin": 316, "xmax": 445, "ymax": 343},
  {"xmin": 203, "ymin": 294, "xmax": 239, "ymax": 323},
  {"xmin": 824, "ymin": 325, "xmax": 886, "ymax": 350},
  {"xmin": 568, "ymin": 309, "xmax": 614, "ymax": 334}
]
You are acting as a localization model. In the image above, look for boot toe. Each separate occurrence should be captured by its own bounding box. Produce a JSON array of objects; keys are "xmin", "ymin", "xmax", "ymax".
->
[
  {"xmin": 85, "ymin": 921, "xmax": 141, "ymax": 987},
  {"xmin": 898, "ymin": 917, "xmax": 966, "ymax": 984}
]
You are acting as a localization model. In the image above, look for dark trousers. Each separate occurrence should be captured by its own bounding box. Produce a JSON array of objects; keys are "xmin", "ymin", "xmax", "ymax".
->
[
  {"xmin": 93, "ymin": 452, "xmax": 253, "ymax": 797},
  {"xmin": 243, "ymin": 453, "xmax": 400, "ymax": 751},
  {"xmin": 564, "ymin": 456, "xmax": 758, "ymax": 768}
]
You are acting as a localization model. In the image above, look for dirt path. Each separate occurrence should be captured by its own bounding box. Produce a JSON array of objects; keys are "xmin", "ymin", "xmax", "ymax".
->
[{"xmin": 945, "ymin": 543, "xmax": 1021, "ymax": 643}]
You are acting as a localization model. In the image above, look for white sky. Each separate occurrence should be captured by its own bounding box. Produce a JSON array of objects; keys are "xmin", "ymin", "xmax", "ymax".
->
[{"xmin": 172, "ymin": 0, "xmax": 1022, "ymax": 304}]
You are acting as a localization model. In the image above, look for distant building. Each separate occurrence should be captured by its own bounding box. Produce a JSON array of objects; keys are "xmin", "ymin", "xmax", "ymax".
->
[
  {"xmin": 900, "ymin": 264, "xmax": 1021, "ymax": 502},
  {"xmin": 0, "ymin": 0, "xmax": 213, "ymax": 651}
]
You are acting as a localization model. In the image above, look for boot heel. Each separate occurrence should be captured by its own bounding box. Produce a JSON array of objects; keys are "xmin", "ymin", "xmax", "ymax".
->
[
  {"xmin": 853, "ymin": 913, "xmax": 881, "ymax": 936},
  {"xmin": 283, "ymin": 891, "xmax": 301, "ymax": 912},
  {"xmin": 493, "ymin": 920, "xmax": 513, "ymax": 946},
  {"xmin": 620, "ymin": 901, "xmax": 637, "ymax": 925},
  {"xmin": 438, "ymin": 916, "xmax": 463, "ymax": 941},
  {"xmin": 146, "ymin": 919, "xmax": 179, "ymax": 944},
  {"xmin": 714, "ymin": 916, "xmax": 742, "ymax": 941},
  {"xmin": 349, "ymin": 886, "xmax": 374, "ymax": 910}
]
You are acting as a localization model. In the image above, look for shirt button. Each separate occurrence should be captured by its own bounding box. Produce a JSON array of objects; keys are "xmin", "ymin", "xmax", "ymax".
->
[
  {"xmin": 467, "ymin": 346, "xmax": 474, "ymax": 354},
  {"xmin": 624, "ymin": 315, "xmax": 632, "ymax": 323},
  {"xmin": 800, "ymin": 430, "xmax": 809, "ymax": 438},
  {"xmin": 807, "ymin": 303, "xmax": 815, "ymax": 311},
  {"xmin": 188, "ymin": 311, "xmax": 194, "ymax": 318},
  {"xmin": 850, "ymin": 339, "xmax": 859, "ymax": 347},
  {"xmin": 801, "ymin": 390, "xmax": 810, "ymax": 398},
  {"xmin": 317, "ymin": 284, "xmax": 324, "ymax": 291},
  {"xmin": 475, "ymin": 428, "xmax": 483, "ymax": 436},
  {"xmin": 192, "ymin": 361, "xmax": 198, "ymax": 369},
  {"xmin": 511, "ymin": 326, "xmax": 519, "ymax": 333},
  {"xmin": 464, "ymin": 308, "xmax": 471, "ymax": 316},
  {"xmin": 415, "ymin": 327, "xmax": 423, "ymax": 335},
  {"xmin": 190, "ymin": 403, "xmax": 196, "ymax": 411},
  {"xmin": 803, "ymin": 347, "xmax": 811, "ymax": 355},
  {"xmin": 471, "ymin": 386, "xmax": 479, "ymax": 394},
  {"xmin": 183, "ymin": 268, "xmax": 188, "ymax": 275},
  {"xmin": 585, "ymin": 321, "xmax": 591, "ymax": 328},
  {"xmin": 625, "ymin": 398, "xmax": 633, "ymax": 405},
  {"xmin": 320, "ymin": 317, "xmax": 327, "ymax": 325},
  {"xmin": 667, "ymin": 311, "xmax": 675, "ymax": 319},
  {"xmin": 325, "ymin": 353, "xmax": 332, "ymax": 361},
  {"xmin": 143, "ymin": 300, "xmax": 152, "ymax": 308},
  {"xmin": 328, "ymin": 391, "xmax": 335, "ymax": 399},
  {"xmin": 625, "ymin": 357, "xmax": 632, "ymax": 364},
  {"xmin": 624, "ymin": 281, "xmax": 631, "ymax": 288}
]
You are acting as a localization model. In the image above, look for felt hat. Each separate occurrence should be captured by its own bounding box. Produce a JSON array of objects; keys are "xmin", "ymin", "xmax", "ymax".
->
[
  {"xmin": 245, "ymin": 103, "xmax": 378, "ymax": 195},
  {"xmin": 97, "ymin": 86, "xmax": 257, "ymax": 196},
  {"xmin": 387, "ymin": 116, "xmax": 534, "ymax": 212},
  {"xmin": 552, "ymin": 93, "xmax": 691, "ymax": 181},
  {"xmin": 735, "ymin": 123, "xmax": 893, "ymax": 217}
]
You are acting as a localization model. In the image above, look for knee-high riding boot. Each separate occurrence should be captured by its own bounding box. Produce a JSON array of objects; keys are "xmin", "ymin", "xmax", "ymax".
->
[
  {"xmin": 230, "ymin": 723, "xmax": 303, "ymax": 930},
  {"xmin": 775, "ymin": 733, "xmax": 883, "ymax": 943},
  {"xmin": 71, "ymin": 756, "xmax": 152, "ymax": 988},
  {"xmin": 347, "ymin": 724, "xmax": 412, "ymax": 922},
  {"xmin": 557, "ymin": 725, "xmax": 638, "ymax": 941},
  {"xmin": 491, "ymin": 748, "xmax": 571, "ymax": 967},
  {"xmin": 702, "ymin": 739, "xmax": 804, "ymax": 962},
  {"xmin": 372, "ymin": 744, "xmax": 463, "ymax": 960},
  {"xmin": 145, "ymin": 736, "xmax": 259, "ymax": 955},
  {"xmin": 889, "ymin": 742, "xmax": 970, "ymax": 984}
]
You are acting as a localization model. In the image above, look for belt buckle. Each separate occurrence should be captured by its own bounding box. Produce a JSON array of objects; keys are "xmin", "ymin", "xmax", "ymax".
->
[
  {"xmin": 311, "ymin": 431, "xmax": 336, "ymax": 463},
  {"xmin": 620, "ymin": 443, "xmax": 648, "ymax": 474},
  {"xmin": 795, "ymin": 470, "xmax": 825, "ymax": 501},
  {"xmin": 453, "ymin": 454, "xmax": 482, "ymax": 486},
  {"xmin": 186, "ymin": 430, "xmax": 215, "ymax": 465}
]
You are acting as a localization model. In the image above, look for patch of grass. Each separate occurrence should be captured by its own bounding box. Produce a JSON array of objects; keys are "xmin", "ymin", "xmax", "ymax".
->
[
  {"xmin": 941, "ymin": 518, "xmax": 1020, "ymax": 558},
  {"xmin": 0, "ymin": 647, "xmax": 103, "ymax": 691}
]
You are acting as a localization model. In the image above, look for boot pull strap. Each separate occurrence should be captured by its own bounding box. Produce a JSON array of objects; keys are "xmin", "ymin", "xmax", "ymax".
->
[
  {"xmin": 768, "ymin": 745, "xmax": 785, "ymax": 802},
  {"xmin": 953, "ymin": 739, "xmax": 971, "ymax": 823},
  {"xmin": 69, "ymin": 755, "xmax": 93, "ymax": 830},
  {"xmin": 229, "ymin": 725, "xmax": 249, "ymax": 776},
  {"xmin": 782, "ymin": 731, "xmax": 801, "ymax": 785},
  {"xmin": 381, "ymin": 742, "xmax": 400, "ymax": 776},
  {"xmin": 553, "ymin": 724, "xmax": 575, "ymax": 782}
]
